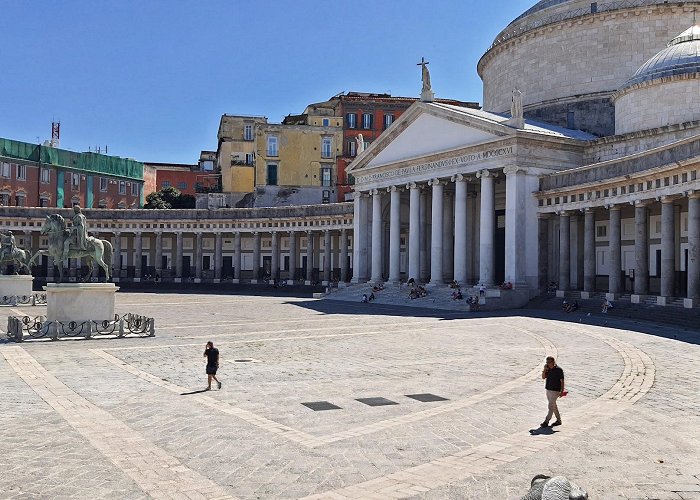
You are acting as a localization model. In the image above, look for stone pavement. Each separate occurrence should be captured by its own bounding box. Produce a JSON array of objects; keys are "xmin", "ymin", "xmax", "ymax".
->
[{"xmin": 0, "ymin": 293, "xmax": 699, "ymax": 499}]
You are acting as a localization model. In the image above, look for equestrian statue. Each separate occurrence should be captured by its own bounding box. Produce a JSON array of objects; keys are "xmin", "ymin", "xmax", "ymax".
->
[
  {"xmin": 0, "ymin": 230, "xmax": 32, "ymax": 275},
  {"xmin": 32, "ymin": 205, "xmax": 114, "ymax": 282}
]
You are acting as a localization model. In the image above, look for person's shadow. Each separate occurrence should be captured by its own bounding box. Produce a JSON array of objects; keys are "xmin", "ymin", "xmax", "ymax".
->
[
  {"xmin": 529, "ymin": 426, "xmax": 556, "ymax": 436},
  {"xmin": 180, "ymin": 389, "xmax": 209, "ymax": 395}
]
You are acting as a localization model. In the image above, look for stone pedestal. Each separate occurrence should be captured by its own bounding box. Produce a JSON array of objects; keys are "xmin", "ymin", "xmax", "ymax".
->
[
  {"xmin": 605, "ymin": 293, "xmax": 618, "ymax": 301},
  {"xmin": 45, "ymin": 283, "xmax": 118, "ymax": 322},
  {"xmin": 656, "ymin": 296, "xmax": 670, "ymax": 306},
  {"xmin": 684, "ymin": 298, "xmax": 698, "ymax": 309},
  {"xmin": 580, "ymin": 291, "xmax": 594, "ymax": 299},
  {"xmin": 0, "ymin": 275, "xmax": 34, "ymax": 298},
  {"xmin": 556, "ymin": 290, "xmax": 566, "ymax": 298},
  {"xmin": 631, "ymin": 294, "xmax": 645, "ymax": 304}
]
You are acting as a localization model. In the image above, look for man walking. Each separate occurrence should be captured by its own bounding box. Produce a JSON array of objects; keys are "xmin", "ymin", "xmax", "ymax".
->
[
  {"xmin": 540, "ymin": 356, "xmax": 564, "ymax": 427},
  {"xmin": 203, "ymin": 341, "xmax": 222, "ymax": 390}
]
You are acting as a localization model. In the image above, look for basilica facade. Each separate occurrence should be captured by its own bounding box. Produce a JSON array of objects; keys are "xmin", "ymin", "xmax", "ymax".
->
[{"xmin": 348, "ymin": 0, "xmax": 700, "ymax": 307}]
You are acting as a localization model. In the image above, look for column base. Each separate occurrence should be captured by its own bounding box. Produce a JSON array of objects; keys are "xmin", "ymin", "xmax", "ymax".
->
[
  {"xmin": 269, "ymin": 280, "xmax": 277, "ymax": 285},
  {"xmin": 232, "ymin": 279, "xmax": 240, "ymax": 284},
  {"xmin": 684, "ymin": 298, "xmax": 698, "ymax": 309},
  {"xmin": 250, "ymin": 279, "xmax": 258, "ymax": 284},
  {"xmin": 175, "ymin": 278, "xmax": 182, "ymax": 283},
  {"xmin": 426, "ymin": 281, "xmax": 443, "ymax": 288},
  {"xmin": 213, "ymin": 279, "xmax": 221, "ymax": 284},
  {"xmin": 580, "ymin": 291, "xmax": 593, "ymax": 299},
  {"xmin": 656, "ymin": 296, "xmax": 671, "ymax": 306},
  {"xmin": 113, "ymin": 277, "xmax": 120, "ymax": 283},
  {"xmin": 287, "ymin": 279, "xmax": 295, "ymax": 285},
  {"xmin": 556, "ymin": 290, "xmax": 566, "ymax": 298},
  {"xmin": 194, "ymin": 278, "xmax": 202, "ymax": 283},
  {"xmin": 133, "ymin": 278, "xmax": 141, "ymax": 283},
  {"xmin": 631, "ymin": 294, "xmax": 646, "ymax": 304},
  {"xmin": 322, "ymin": 280, "xmax": 329, "ymax": 286},
  {"xmin": 605, "ymin": 293, "xmax": 618, "ymax": 301},
  {"xmin": 338, "ymin": 282, "xmax": 348, "ymax": 289},
  {"xmin": 305, "ymin": 280, "xmax": 312, "ymax": 285}
]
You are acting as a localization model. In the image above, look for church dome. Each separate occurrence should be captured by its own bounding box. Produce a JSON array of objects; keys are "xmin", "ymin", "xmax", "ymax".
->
[
  {"xmin": 613, "ymin": 25, "xmax": 700, "ymax": 135},
  {"xmin": 620, "ymin": 25, "xmax": 700, "ymax": 89}
]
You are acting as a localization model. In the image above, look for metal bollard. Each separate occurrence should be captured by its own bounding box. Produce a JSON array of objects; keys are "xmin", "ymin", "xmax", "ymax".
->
[{"xmin": 149, "ymin": 318, "xmax": 156, "ymax": 337}]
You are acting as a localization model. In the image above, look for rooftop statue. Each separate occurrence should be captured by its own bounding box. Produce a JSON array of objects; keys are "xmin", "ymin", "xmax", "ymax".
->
[{"xmin": 33, "ymin": 206, "xmax": 114, "ymax": 282}]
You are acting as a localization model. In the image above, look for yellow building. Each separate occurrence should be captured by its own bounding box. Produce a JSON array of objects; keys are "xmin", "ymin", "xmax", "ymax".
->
[{"xmin": 216, "ymin": 113, "xmax": 343, "ymax": 205}]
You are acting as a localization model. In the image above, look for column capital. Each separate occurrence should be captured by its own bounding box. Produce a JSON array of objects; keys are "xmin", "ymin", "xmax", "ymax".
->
[
  {"xmin": 427, "ymin": 178, "xmax": 444, "ymax": 187},
  {"xmin": 687, "ymin": 190, "xmax": 700, "ymax": 200},
  {"xmin": 605, "ymin": 203, "xmax": 621, "ymax": 211},
  {"xmin": 582, "ymin": 207, "xmax": 596, "ymax": 214},
  {"xmin": 406, "ymin": 182, "xmax": 418, "ymax": 190},
  {"xmin": 371, "ymin": 188, "xmax": 382, "ymax": 196},
  {"xmin": 503, "ymin": 165, "xmax": 527, "ymax": 176},
  {"xmin": 633, "ymin": 199, "xmax": 653, "ymax": 207},
  {"xmin": 557, "ymin": 210, "xmax": 572, "ymax": 217},
  {"xmin": 387, "ymin": 185, "xmax": 403, "ymax": 193},
  {"xmin": 476, "ymin": 169, "xmax": 496, "ymax": 179},
  {"xmin": 451, "ymin": 173, "xmax": 472, "ymax": 183},
  {"xmin": 657, "ymin": 195, "xmax": 678, "ymax": 204},
  {"xmin": 537, "ymin": 212, "xmax": 552, "ymax": 220}
]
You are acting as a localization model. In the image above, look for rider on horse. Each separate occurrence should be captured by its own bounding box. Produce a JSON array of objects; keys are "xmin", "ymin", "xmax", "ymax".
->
[
  {"xmin": 63, "ymin": 205, "xmax": 90, "ymax": 260},
  {"xmin": 0, "ymin": 230, "xmax": 17, "ymax": 262}
]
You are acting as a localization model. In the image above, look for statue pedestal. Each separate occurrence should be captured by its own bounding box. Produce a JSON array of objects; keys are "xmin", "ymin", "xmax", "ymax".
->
[
  {"xmin": 45, "ymin": 283, "xmax": 118, "ymax": 322},
  {"xmin": 0, "ymin": 275, "xmax": 34, "ymax": 299}
]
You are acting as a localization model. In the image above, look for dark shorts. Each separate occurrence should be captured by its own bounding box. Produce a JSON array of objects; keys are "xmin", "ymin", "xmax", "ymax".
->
[{"xmin": 206, "ymin": 364, "xmax": 218, "ymax": 375}]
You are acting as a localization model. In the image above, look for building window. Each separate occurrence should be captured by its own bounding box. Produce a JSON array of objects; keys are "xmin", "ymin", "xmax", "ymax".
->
[
  {"xmin": 348, "ymin": 140, "xmax": 357, "ymax": 157},
  {"xmin": 322, "ymin": 190, "xmax": 331, "ymax": 203},
  {"xmin": 132, "ymin": 183, "xmax": 140, "ymax": 196},
  {"xmin": 267, "ymin": 136, "xmax": 278, "ymax": 156},
  {"xmin": 384, "ymin": 114, "xmax": 394, "ymax": 129},
  {"xmin": 362, "ymin": 113, "xmax": 373, "ymax": 130},
  {"xmin": 15, "ymin": 194, "xmax": 26, "ymax": 206},
  {"xmin": 40, "ymin": 197, "xmax": 49, "ymax": 207},
  {"xmin": 119, "ymin": 180, "xmax": 126, "ymax": 195},
  {"xmin": 16, "ymin": 164, "xmax": 26, "ymax": 180},
  {"xmin": 162, "ymin": 180, "xmax": 171, "ymax": 188},
  {"xmin": 72, "ymin": 173, "xmax": 80, "ymax": 190},
  {"xmin": 99, "ymin": 177, "xmax": 108, "ymax": 192},
  {"xmin": 98, "ymin": 200, "xmax": 107, "ymax": 208},
  {"xmin": 266, "ymin": 164, "xmax": 278, "ymax": 186},
  {"xmin": 321, "ymin": 167, "xmax": 332, "ymax": 187},
  {"xmin": 0, "ymin": 193, "xmax": 9, "ymax": 205},
  {"xmin": 321, "ymin": 137, "xmax": 332, "ymax": 158},
  {"xmin": 177, "ymin": 182, "xmax": 187, "ymax": 190},
  {"xmin": 596, "ymin": 226, "xmax": 607, "ymax": 238},
  {"xmin": 1, "ymin": 163, "xmax": 10, "ymax": 178},
  {"xmin": 244, "ymin": 124, "xmax": 254, "ymax": 141},
  {"xmin": 245, "ymin": 153, "xmax": 254, "ymax": 165},
  {"xmin": 346, "ymin": 113, "xmax": 357, "ymax": 129},
  {"xmin": 322, "ymin": 118, "xmax": 330, "ymax": 126},
  {"xmin": 41, "ymin": 168, "xmax": 50, "ymax": 184}
]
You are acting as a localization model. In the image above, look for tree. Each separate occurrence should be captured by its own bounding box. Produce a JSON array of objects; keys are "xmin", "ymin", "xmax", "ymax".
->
[{"xmin": 144, "ymin": 186, "xmax": 196, "ymax": 209}]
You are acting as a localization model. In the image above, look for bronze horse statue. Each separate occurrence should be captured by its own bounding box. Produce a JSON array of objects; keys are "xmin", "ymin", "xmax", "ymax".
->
[{"xmin": 32, "ymin": 214, "xmax": 113, "ymax": 282}]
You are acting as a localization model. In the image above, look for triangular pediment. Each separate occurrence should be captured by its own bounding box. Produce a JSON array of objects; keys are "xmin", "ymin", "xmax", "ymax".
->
[{"xmin": 347, "ymin": 102, "xmax": 514, "ymax": 173}]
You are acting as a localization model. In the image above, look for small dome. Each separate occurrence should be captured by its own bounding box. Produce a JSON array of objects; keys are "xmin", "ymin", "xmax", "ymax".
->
[{"xmin": 621, "ymin": 25, "xmax": 700, "ymax": 89}]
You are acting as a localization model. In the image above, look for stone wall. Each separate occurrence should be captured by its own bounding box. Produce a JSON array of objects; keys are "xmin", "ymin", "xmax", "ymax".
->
[
  {"xmin": 614, "ymin": 78, "xmax": 700, "ymax": 135},
  {"xmin": 525, "ymin": 96, "xmax": 615, "ymax": 137},
  {"xmin": 479, "ymin": 6, "xmax": 696, "ymax": 119}
]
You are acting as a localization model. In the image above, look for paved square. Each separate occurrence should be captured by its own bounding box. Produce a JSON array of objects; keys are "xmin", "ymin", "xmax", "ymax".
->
[{"xmin": 1, "ymin": 292, "xmax": 699, "ymax": 499}]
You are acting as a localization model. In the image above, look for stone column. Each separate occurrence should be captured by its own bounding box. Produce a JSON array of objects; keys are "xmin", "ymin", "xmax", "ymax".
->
[
  {"xmin": 442, "ymin": 191, "xmax": 454, "ymax": 280},
  {"xmin": 687, "ymin": 192, "xmax": 700, "ymax": 305},
  {"xmin": 214, "ymin": 232, "xmax": 223, "ymax": 282},
  {"xmin": 175, "ymin": 232, "xmax": 183, "ymax": 281},
  {"xmin": 452, "ymin": 175, "xmax": 468, "ymax": 284},
  {"xmin": 252, "ymin": 232, "xmax": 261, "ymax": 283},
  {"xmin": 288, "ymin": 231, "xmax": 298, "ymax": 284},
  {"xmin": 419, "ymin": 188, "xmax": 429, "ymax": 281},
  {"xmin": 155, "ymin": 231, "xmax": 163, "ymax": 278},
  {"xmin": 233, "ymin": 232, "xmax": 242, "ymax": 282},
  {"xmin": 271, "ymin": 232, "xmax": 280, "ymax": 282},
  {"xmin": 134, "ymin": 231, "xmax": 143, "ymax": 281},
  {"xmin": 477, "ymin": 170, "xmax": 495, "ymax": 286},
  {"xmin": 323, "ymin": 230, "xmax": 331, "ymax": 284},
  {"xmin": 340, "ymin": 228, "xmax": 349, "ymax": 282},
  {"xmin": 633, "ymin": 201, "xmax": 650, "ymax": 297},
  {"xmin": 608, "ymin": 205, "xmax": 622, "ymax": 296},
  {"xmin": 351, "ymin": 191, "xmax": 369, "ymax": 283},
  {"xmin": 407, "ymin": 182, "xmax": 420, "ymax": 282},
  {"xmin": 113, "ymin": 231, "xmax": 122, "ymax": 281},
  {"xmin": 582, "ymin": 208, "xmax": 596, "ymax": 296},
  {"xmin": 371, "ymin": 189, "xmax": 383, "ymax": 283},
  {"xmin": 428, "ymin": 178, "xmax": 444, "ymax": 285},
  {"xmin": 388, "ymin": 185, "xmax": 401, "ymax": 283},
  {"xmin": 306, "ymin": 231, "xmax": 314, "ymax": 284},
  {"xmin": 504, "ymin": 166, "xmax": 527, "ymax": 286},
  {"xmin": 558, "ymin": 212, "xmax": 571, "ymax": 292},
  {"xmin": 193, "ymin": 233, "xmax": 202, "ymax": 281},
  {"xmin": 660, "ymin": 197, "xmax": 675, "ymax": 301},
  {"xmin": 537, "ymin": 214, "xmax": 550, "ymax": 292}
]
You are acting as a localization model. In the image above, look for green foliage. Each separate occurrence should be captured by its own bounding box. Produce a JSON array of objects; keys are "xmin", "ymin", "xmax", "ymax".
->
[{"xmin": 144, "ymin": 186, "xmax": 196, "ymax": 209}]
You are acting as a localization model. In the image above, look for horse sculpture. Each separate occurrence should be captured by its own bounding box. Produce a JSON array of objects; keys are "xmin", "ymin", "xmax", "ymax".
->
[
  {"xmin": 33, "ymin": 214, "xmax": 113, "ymax": 282},
  {"xmin": 0, "ymin": 246, "xmax": 32, "ymax": 275}
]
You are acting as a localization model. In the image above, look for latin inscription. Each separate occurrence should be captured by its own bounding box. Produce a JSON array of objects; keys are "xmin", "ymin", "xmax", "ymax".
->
[{"xmin": 355, "ymin": 146, "xmax": 514, "ymax": 184}]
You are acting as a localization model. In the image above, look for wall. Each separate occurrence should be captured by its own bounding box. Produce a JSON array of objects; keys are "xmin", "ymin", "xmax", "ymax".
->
[
  {"xmin": 614, "ymin": 78, "xmax": 700, "ymax": 135},
  {"xmin": 155, "ymin": 169, "xmax": 200, "ymax": 195}
]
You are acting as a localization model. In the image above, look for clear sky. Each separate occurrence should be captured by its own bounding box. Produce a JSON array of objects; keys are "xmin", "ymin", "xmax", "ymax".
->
[{"xmin": 2, "ymin": 1, "xmax": 531, "ymax": 164}]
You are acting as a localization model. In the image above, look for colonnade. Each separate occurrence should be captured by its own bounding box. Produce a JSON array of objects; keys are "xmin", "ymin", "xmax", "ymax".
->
[{"xmin": 547, "ymin": 192, "xmax": 700, "ymax": 302}]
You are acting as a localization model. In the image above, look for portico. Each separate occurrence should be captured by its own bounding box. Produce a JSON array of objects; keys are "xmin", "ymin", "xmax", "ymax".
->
[{"xmin": 348, "ymin": 101, "xmax": 588, "ymax": 299}]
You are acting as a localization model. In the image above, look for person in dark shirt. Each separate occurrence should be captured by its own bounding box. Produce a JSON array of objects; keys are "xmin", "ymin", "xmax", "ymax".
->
[
  {"xmin": 540, "ymin": 356, "xmax": 564, "ymax": 427},
  {"xmin": 203, "ymin": 341, "xmax": 221, "ymax": 390}
]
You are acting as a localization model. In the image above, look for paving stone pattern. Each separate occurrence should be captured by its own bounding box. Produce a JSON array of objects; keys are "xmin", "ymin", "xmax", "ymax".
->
[{"xmin": 0, "ymin": 293, "xmax": 699, "ymax": 499}]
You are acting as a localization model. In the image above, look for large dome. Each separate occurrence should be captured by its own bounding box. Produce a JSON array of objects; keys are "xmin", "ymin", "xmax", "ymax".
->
[{"xmin": 621, "ymin": 25, "xmax": 700, "ymax": 89}]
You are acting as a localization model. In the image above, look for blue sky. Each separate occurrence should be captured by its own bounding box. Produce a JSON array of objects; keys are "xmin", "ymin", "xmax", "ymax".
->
[{"xmin": 2, "ymin": 1, "xmax": 531, "ymax": 163}]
